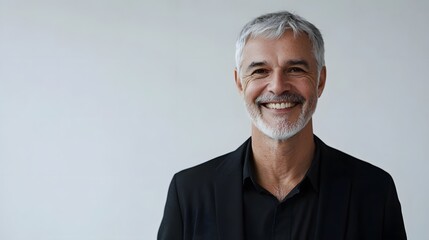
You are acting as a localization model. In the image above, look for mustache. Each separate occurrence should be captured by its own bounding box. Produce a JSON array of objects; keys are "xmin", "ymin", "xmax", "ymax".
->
[{"xmin": 255, "ymin": 92, "xmax": 305, "ymax": 104}]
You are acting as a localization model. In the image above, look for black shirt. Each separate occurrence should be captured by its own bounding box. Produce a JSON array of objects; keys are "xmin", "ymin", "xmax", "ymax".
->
[{"xmin": 242, "ymin": 139, "xmax": 321, "ymax": 240}]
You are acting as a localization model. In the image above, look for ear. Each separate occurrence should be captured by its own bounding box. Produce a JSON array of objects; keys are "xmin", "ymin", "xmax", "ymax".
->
[
  {"xmin": 317, "ymin": 66, "xmax": 327, "ymax": 98},
  {"xmin": 234, "ymin": 68, "xmax": 244, "ymax": 94}
]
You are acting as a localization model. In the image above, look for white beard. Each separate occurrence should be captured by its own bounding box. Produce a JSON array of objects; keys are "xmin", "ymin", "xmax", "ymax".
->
[{"xmin": 244, "ymin": 94, "xmax": 317, "ymax": 141}]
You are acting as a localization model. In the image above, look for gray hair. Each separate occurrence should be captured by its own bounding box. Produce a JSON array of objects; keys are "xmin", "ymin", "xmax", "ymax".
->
[{"xmin": 235, "ymin": 11, "xmax": 325, "ymax": 74}]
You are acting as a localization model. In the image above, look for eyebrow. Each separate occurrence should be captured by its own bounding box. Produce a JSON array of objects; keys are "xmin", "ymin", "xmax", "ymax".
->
[
  {"xmin": 286, "ymin": 59, "xmax": 310, "ymax": 69},
  {"xmin": 245, "ymin": 61, "xmax": 268, "ymax": 73}
]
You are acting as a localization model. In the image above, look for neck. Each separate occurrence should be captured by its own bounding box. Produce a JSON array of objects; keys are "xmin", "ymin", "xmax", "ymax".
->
[{"xmin": 251, "ymin": 121, "xmax": 315, "ymax": 201}]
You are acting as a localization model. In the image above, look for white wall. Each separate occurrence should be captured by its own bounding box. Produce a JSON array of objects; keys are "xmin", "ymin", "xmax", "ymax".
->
[{"xmin": 1, "ymin": 0, "xmax": 428, "ymax": 239}]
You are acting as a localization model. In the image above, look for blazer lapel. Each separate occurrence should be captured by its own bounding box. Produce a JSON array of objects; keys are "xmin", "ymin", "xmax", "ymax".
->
[
  {"xmin": 315, "ymin": 138, "xmax": 352, "ymax": 240},
  {"xmin": 214, "ymin": 139, "xmax": 249, "ymax": 240}
]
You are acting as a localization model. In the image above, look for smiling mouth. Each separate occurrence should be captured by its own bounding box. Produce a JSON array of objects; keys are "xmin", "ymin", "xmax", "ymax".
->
[{"xmin": 263, "ymin": 102, "xmax": 297, "ymax": 110}]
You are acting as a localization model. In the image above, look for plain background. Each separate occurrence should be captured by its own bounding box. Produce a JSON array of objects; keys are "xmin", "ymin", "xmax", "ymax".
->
[{"xmin": 1, "ymin": 0, "xmax": 428, "ymax": 239}]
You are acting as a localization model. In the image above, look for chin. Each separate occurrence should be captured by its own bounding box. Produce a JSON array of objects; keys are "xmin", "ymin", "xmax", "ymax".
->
[{"xmin": 253, "ymin": 116, "xmax": 308, "ymax": 141}]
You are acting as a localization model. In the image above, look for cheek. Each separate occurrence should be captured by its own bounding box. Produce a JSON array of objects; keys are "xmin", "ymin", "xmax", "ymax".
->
[
  {"xmin": 295, "ymin": 77, "xmax": 318, "ymax": 96},
  {"xmin": 243, "ymin": 81, "xmax": 267, "ymax": 102}
]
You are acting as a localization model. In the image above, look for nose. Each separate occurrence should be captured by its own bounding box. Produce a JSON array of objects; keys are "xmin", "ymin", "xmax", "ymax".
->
[{"xmin": 267, "ymin": 70, "xmax": 290, "ymax": 95}]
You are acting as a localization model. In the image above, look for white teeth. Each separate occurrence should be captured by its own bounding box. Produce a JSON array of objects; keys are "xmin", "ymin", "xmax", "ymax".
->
[{"xmin": 265, "ymin": 102, "xmax": 295, "ymax": 109}]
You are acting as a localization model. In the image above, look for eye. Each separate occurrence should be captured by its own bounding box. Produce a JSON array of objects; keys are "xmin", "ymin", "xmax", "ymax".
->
[
  {"xmin": 251, "ymin": 68, "xmax": 269, "ymax": 75},
  {"xmin": 288, "ymin": 67, "xmax": 305, "ymax": 73}
]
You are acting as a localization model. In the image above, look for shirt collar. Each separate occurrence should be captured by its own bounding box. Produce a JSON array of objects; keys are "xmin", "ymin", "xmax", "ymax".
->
[{"xmin": 242, "ymin": 135, "xmax": 321, "ymax": 192}]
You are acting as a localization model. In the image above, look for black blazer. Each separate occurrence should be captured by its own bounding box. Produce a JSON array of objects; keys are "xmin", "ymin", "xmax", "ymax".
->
[{"xmin": 158, "ymin": 137, "xmax": 406, "ymax": 240}]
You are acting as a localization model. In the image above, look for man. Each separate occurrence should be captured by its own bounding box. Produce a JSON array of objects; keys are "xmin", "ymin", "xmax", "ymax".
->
[{"xmin": 158, "ymin": 11, "xmax": 406, "ymax": 240}]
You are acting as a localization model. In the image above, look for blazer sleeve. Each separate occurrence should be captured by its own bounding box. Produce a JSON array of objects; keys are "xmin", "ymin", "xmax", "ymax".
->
[
  {"xmin": 158, "ymin": 175, "xmax": 183, "ymax": 240},
  {"xmin": 383, "ymin": 175, "xmax": 407, "ymax": 240}
]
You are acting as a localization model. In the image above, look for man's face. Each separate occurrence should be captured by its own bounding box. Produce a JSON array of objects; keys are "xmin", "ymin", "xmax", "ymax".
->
[{"xmin": 235, "ymin": 31, "xmax": 326, "ymax": 141}]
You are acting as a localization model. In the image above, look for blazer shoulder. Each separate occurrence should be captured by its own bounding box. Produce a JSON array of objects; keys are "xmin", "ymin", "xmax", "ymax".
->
[
  {"xmin": 175, "ymin": 152, "xmax": 230, "ymax": 182},
  {"xmin": 322, "ymin": 142, "xmax": 395, "ymax": 187},
  {"xmin": 173, "ymin": 138, "xmax": 249, "ymax": 186}
]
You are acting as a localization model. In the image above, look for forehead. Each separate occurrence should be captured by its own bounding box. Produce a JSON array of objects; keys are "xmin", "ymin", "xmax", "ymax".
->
[{"xmin": 241, "ymin": 31, "xmax": 315, "ymax": 67}]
